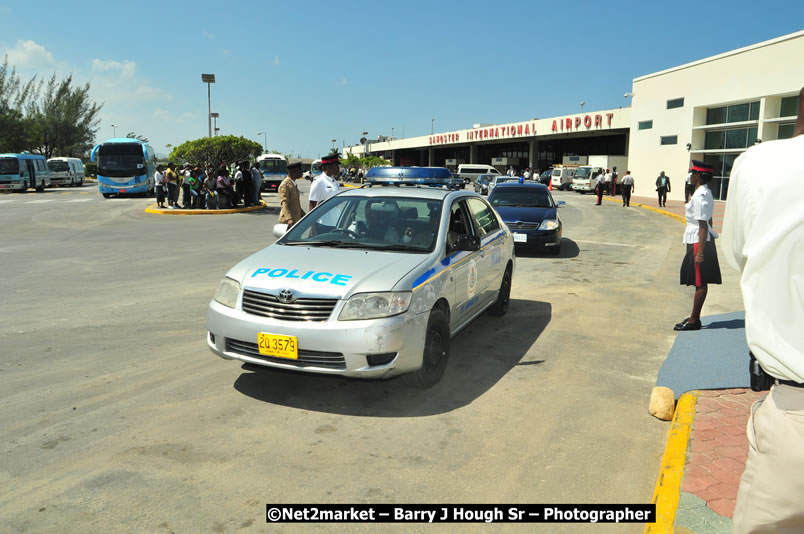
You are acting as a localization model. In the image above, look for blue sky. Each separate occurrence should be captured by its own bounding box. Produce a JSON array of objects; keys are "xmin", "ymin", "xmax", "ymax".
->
[{"xmin": 1, "ymin": 1, "xmax": 802, "ymax": 158}]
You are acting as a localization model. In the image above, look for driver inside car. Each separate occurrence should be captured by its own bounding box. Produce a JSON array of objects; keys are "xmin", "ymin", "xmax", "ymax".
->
[{"xmin": 350, "ymin": 201, "xmax": 402, "ymax": 243}]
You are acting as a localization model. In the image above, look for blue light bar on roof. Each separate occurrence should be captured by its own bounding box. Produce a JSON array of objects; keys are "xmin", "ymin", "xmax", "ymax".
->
[{"xmin": 366, "ymin": 166, "xmax": 453, "ymax": 187}]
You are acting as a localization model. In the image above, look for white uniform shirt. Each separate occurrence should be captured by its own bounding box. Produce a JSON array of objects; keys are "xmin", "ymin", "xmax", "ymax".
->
[
  {"xmin": 154, "ymin": 170, "xmax": 165, "ymax": 187},
  {"xmin": 309, "ymin": 172, "xmax": 341, "ymax": 226},
  {"xmin": 683, "ymin": 184, "xmax": 718, "ymax": 244},
  {"xmin": 685, "ymin": 172, "xmax": 692, "ymax": 185},
  {"xmin": 523, "ymin": 170, "xmax": 531, "ymax": 180},
  {"xmin": 595, "ymin": 173, "xmax": 604, "ymax": 185},
  {"xmin": 721, "ymin": 136, "xmax": 804, "ymax": 383},
  {"xmin": 604, "ymin": 172, "xmax": 612, "ymax": 183},
  {"xmin": 621, "ymin": 174, "xmax": 634, "ymax": 187}
]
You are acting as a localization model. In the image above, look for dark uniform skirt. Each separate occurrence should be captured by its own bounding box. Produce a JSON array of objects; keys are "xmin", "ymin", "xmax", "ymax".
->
[{"xmin": 680, "ymin": 242, "xmax": 722, "ymax": 287}]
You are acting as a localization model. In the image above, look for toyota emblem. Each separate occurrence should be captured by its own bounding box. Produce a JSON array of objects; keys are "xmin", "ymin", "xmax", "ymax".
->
[{"xmin": 278, "ymin": 288, "xmax": 295, "ymax": 303}]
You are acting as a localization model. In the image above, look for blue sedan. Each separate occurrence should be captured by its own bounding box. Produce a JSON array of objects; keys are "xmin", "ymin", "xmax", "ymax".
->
[{"xmin": 488, "ymin": 182, "xmax": 564, "ymax": 254}]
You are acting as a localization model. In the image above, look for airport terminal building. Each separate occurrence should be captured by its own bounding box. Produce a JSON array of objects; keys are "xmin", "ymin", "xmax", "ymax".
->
[{"xmin": 346, "ymin": 30, "xmax": 803, "ymax": 203}]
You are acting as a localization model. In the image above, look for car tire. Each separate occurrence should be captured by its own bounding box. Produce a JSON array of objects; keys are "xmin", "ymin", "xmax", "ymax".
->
[
  {"xmin": 489, "ymin": 266, "xmax": 512, "ymax": 316},
  {"xmin": 404, "ymin": 307, "xmax": 450, "ymax": 389},
  {"xmin": 102, "ymin": 193, "xmax": 112, "ymax": 198}
]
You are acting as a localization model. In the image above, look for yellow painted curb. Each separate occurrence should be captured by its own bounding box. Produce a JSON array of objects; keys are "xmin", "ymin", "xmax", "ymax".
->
[
  {"xmin": 644, "ymin": 391, "xmax": 698, "ymax": 534},
  {"xmin": 145, "ymin": 200, "xmax": 267, "ymax": 215},
  {"xmin": 603, "ymin": 196, "xmax": 686, "ymax": 224}
]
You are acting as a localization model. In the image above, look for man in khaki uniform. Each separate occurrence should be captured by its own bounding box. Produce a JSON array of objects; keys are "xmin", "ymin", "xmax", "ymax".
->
[{"xmin": 278, "ymin": 161, "xmax": 305, "ymax": 227}]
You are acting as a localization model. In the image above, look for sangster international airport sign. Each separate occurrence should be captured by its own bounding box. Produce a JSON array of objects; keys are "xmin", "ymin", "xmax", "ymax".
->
[{"xmin": 428, "ymin": 111, "xmax": 618, "ymax": 146}]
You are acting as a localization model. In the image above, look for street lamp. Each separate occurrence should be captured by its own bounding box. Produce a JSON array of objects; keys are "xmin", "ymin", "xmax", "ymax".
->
[
  {"xmin": 580, "ymin": 101, "xmax": 585, "ymax": 113},
  {"xmin": 210, "ymin": 112, "xmax": 219, "ymax": 136},
  {"xmin": 431, "ymin": 118, "xmax": 435, "ymax": 134},
  {"xmin": 257, "ymin": 131, "xmax": 267, "ymax": 152},
  {"xmin": 201, "ymin": 73, "xmax": 216, "ymax": 137},
  {"xmin": 331, "ymin": 139, "xmax": 337, "ymax": 149},
  {"xmin": 111, "ymin": 124, "xmax": 117, "ymax": 137}
]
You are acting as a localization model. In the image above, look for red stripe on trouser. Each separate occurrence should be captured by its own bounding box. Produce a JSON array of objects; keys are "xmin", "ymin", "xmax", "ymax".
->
[{"xmin": 694, "ymin": 243, "xmax": 702, "ymax": 287}]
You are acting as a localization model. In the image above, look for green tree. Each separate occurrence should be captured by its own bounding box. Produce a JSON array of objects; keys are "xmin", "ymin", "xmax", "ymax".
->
[
  {"xmin": 125, "ymin": 132, "xmax": 149, "ymax": 143},
  {"xmin": 169, "ymin": 135, "xmax": 263, "ymax": 169},
  {"xmin": 0, "ymin": 56, "xmax": 37, "ymax": 153},
  {"xmin": 26, "ymin": 74, "xmax": 102, "ymax": 158}
]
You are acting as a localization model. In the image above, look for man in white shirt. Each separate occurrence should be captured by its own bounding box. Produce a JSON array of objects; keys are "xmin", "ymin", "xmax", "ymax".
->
[
  {"xmin": 684, "ymin": 171, "xmax": 693, "ymax": 203},
  {"xmin": 723, "ymin": 87, "xmax": 804, "ymax": 534},
  {"xmin": 153, "ymin": 165, "xmax": 166, "ymax": 208},
  {"xmin": 523, "ymin": 168, "xmax": 531, "ymax": 180},
  {"xmin": 603, "ymin": 169, "xmax": 612, "ymax": 195},
  {"xmin": 620, "ymin": 170, "xmax": 634, "ymax": 207},
  {"xmin": 309, "ymin": 152, "xmax": 342, "ymax": 228},
  {"xmin": 250, "ymin": 163, "xmax": 263, "ymax": 206}
]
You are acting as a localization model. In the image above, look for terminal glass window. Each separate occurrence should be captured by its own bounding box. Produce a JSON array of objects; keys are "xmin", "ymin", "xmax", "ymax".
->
[
  {"xmin": 778, "ymin": 123, "xmax": 795, "ymax": 139},
  {"xmin": 660, "ymin": 136, "xmax": 678, "ymax": 145},
  {"xmin": 705, "ymin": 131, "xmax": 725, "ymax": 150},
  {"xmin": 779, "ymin": 96, "xmax": 799, "ymax": 117},
  {"xmin": 667, "ymin": 98, "xmax": 684, "ymax": 109},
  {"xmin": 706, "ymin": 101, "xmax": 760, "ymax": 125},
  {"xmin": 638, "ymin": 120, "xmax": 653, "ymax": 130}
]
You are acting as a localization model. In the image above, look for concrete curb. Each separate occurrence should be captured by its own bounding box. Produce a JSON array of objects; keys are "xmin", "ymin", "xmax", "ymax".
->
[
  {"xmin": 603, "ymin": 196, "xmax": 686, "ymax": 225},
  {"xmin": 645, "ymin": 392, "xmax": 698, "ymax": 534},
  {"xmin": 144, "ymin": 200, "xmax": 267, "ymax": 215}
]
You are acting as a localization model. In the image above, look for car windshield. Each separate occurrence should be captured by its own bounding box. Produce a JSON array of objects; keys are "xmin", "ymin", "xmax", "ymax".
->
[
  {"xmin": 551, "ymin": 169, "xmax": 562, "ymax": 177},
  {"xmin": 478, "ymin": 176, "xmax": 492, "ymax": 184},
  {"xmin": 0, "ymin": 158, "xmax": 19, "ymax": 175},
  {"xmin": 574, "ymin": 167, "xmax": 592, "ymax": 178},
  {"xmin": 541, "ymin": 170, "xmax": 552, "ymax": 178},
  {"xmin": 48, "ymin": 161, "xmax": 69, "ymax": 172},
  {"xmin": 281, "ymin": 196, "xmax": 442, "ymax": 252},
  {"xmin": 311, "ymin": 162, "xmax": 322, "ymax": 173},
  {"xmin": 259, "ymin": 159, "xmax": 288, "ymax": 174},
  {"xmin": 98, "ymin": 144, "xmax": 145, "ymax": 177},
  {"xmin": 490, "ymin": 188, "xmax": 554, "ymax": 208}
]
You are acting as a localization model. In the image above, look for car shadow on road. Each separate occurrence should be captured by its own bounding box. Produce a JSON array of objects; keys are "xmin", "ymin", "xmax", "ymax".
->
[
  {"xmin": 515, "ymin": 238, "xmax": 580, "ymax": 259},
  {"xmin": 232, "ymin": 298, "xmax": 551, "ymax": 417}
]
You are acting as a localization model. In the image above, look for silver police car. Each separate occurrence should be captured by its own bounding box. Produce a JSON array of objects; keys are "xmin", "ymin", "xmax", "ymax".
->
[{"xmin": 207, "ymin": 167, "xmax": 515, "ymax": 387}]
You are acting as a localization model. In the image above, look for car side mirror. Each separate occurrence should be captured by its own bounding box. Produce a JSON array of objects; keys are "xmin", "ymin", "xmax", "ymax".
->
[
  {"xmin": 455, "ymin": 234, "xmax": 481, "ymax": 251},
  {"xmin": 273, "ymin": 223, "xmax": 289, "ymax": 238},
  {"xmin": 557, "ymin": 200, "xmax": 566, "ymax": 207}
]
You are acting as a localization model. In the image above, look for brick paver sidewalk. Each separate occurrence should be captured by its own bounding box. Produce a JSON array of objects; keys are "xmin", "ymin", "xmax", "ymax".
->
[
  {"xmin": 675, "ymin": 389, "xmax": 765, "ymax": 533},
  {"xmin": 611, "ymin": 194, "xmax": 726, "ymax": 234}
]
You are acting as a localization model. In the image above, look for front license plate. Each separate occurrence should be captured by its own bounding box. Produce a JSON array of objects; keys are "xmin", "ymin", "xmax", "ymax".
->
[
  {"xmin": 257, "ymin": 333, "xmax": 298, "ymax": 360},
  {"xmin": 513, "ymin": 233, "xmax": 527, "ymax": 243}
]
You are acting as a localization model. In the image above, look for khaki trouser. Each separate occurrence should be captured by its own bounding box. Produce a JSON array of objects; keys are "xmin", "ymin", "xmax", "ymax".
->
[{"xmin": 733, "ymin": 384, "xmax": 804, "ymax": 534}]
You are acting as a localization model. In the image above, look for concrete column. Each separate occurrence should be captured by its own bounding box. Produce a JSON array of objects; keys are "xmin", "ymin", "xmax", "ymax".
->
[
  {"xmin": 428, "ymin": 148, "xmax": 433, "ymax": 166},
  {"xmin": 528, "ymin": 140, "xmax": 536, "ymax": 170},
  {"xmin": 469, "ymin": 144, "xmax": 477, "ymax": 164}
]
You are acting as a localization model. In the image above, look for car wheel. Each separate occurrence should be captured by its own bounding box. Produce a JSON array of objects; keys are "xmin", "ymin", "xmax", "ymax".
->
[
  {"xmin": 489, "ymin": 266, "xmax": 512, "ymax": 316},
  {"xmin": 404, "ymin": 307, "xmax": 450, "ymax": 388},
  {"xmin": 102, "ymin": 193, "xmax": 112, "ymax": 199}
]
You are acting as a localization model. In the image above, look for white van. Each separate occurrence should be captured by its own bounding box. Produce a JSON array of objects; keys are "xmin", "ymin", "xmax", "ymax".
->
[
  {"xmin": 47, "ymin": 157, "xmax": 85, "ymax": 187},
  {"xmin": 551, "ymin": 166, "xmax": 576, "ymax": 190},
  {"xmin": 457, "ymin": 164, "xmax": 500, "ymax": 186}
]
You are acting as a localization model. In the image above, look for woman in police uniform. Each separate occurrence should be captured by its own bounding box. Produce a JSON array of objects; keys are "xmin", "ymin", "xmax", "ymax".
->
[{"xmin": 675, "ymin": 161, "xmax": 721, "ymax": 331}]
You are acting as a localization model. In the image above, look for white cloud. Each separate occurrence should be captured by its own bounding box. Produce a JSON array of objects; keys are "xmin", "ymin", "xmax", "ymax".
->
[
  {"xmin": 273, "ymin": 56, "xmax": 280, "ymax": 65},
  {"xmin": 339, "ymin": 78, "xmax": 349, "ymax": 86},
  {"xmin": 1, "ymin": 39, "xmax": 59, "ymax": 71},
  {"xmin": 91, "ymin": 59, "xmax": 136, "ymax": 79},
  {"xmin": 203, "ymin": 31, "xmax": 215, "ymax": 40}
]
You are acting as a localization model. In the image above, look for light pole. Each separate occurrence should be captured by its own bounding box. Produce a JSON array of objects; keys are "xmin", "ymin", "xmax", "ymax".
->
[
  {"xmin": 257, "ymin": 132, "xmax": 267, "ymax": 152},
  {"xmin": 201, "ymin": 73, "xmax": 216, "ymax": 137},
  {"xmin": 361, "ymin": 131, "xmax": 368, "ymax": 157},
  {"xmin": 391, "ymin": 127, "xmax": 394, "ymax": 138},
  {"xmin": 580, "ymin": 101, "xmax": 585, "ymax": 113},
  {"xmin": 111, "ymin": 124, "xmax": 117, "ymax": 137},
  {"xmin": 331, "ymin": 139, "xmax": 336, "ymax": 149},
  {"xmin": 210, "ymin": 113, "xmax": 219, "ymax": 136},
  {"xmin": 431, "ymin": 118, "xmax": 435, "ymax": 134}
]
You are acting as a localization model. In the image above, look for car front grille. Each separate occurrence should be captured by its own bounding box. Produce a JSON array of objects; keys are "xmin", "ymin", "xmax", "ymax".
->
[
  {"xmin": 507, "ymin": 221, "xmax": 542, "ymax": 230},
  {"xmin": 225, "ymin": 338, "xmax": 346, "ymax": 370},
  {"xmin": 242, "ymin": 290, "xmax": 337, "ymax": 322}
]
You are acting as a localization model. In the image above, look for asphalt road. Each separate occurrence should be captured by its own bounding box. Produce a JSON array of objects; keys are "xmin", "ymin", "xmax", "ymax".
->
[{"xmin": 1, "ymin": 182, "xmax": 698, "ymax": 533}]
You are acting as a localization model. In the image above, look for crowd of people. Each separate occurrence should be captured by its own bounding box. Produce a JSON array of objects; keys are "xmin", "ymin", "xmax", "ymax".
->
[{"xmin": 153, "ymin": 161, "xmax": 264, "ymax": 210}]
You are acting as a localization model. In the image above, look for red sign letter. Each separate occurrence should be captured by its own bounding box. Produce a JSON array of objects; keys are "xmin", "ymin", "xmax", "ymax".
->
[
  {"xmin": 584, "ymin": 115, "xmax": 592, "ymax": 128},
  {"xmin": 552, "ymin": 120, "xmax": 558, "ymax": 132},
  {"xmin": 606, "ymin": 113, "xmax": 614, "ymax": 126},
  {"xmin": 595, "ymin": 114, "xmax": 602, "ymax": 127},
  {"xmin": 574, "ymin": 117, "xmax": 581, "ymax": 128}
]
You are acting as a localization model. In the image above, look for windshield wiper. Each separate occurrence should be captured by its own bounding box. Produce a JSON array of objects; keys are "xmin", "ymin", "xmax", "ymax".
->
[
  {"xmin": 365, "ymin": 244, "xmax": 427, "ymax": 252},
  {"xmin": 285, "ymin": 240, "xmax": 368, "ymax": 248}
]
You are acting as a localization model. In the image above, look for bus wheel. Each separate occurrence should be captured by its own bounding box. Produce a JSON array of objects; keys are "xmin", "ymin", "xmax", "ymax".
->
[{"xmin": 102, "ymin": 193, "xmax": 112, "ymax": 199}]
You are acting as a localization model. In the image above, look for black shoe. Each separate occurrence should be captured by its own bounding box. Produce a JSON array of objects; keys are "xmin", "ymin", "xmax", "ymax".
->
[{"xmin": 674, "ymin": 318, "xmax": 702, "ymax": 331}]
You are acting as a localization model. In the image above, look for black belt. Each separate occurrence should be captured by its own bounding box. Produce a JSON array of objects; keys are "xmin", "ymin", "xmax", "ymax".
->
[{"xmin": 776, "ymin": 379, "xmax": 804, "ymax": 389}]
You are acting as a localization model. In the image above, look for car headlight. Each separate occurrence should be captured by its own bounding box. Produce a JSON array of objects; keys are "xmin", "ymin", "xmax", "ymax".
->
[
  {"xmin": 538, "ymin": 219, "xmax": 560, "ymax": 231},
  {"xmin": 338, "ymin": 292, "xmax": 412, "ymax": 321},
  {"xmin": 213, "ymin": 277, "xmax": 241, "ymax": 308}
]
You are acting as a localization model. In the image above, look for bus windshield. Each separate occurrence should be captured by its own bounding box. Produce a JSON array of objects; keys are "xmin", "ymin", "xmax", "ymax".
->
[
  {"xmin": 48, "ymin": 161, "xmax": 69, "ymax": 172},
  {"xmin": 0, "ymin": 158, "xmax": 19, "ymax": 175},
  {"xmin": 259, "ymin": 159, "xmax": 288, "ymax": 174},
  {"xmin": 98, "ymin": 144, "xmax": 145, "ymax": 177}
]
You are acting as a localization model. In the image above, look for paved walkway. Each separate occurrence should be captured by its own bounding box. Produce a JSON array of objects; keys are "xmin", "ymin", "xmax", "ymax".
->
[{"xmin": 602, "ymin": 193, "xmax": 726, "ymax": 234}]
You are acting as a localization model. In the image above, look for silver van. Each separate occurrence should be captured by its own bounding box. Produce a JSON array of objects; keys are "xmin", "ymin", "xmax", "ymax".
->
[
  {"xmin": 457, "ymin": 164, "xmax": 500, "ymax": 186},
  {"xmin": 47, "ymin": 157, "xmax": 85, "ymax": 187}
]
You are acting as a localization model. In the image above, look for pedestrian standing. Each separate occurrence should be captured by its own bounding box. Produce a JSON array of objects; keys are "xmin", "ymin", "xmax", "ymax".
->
[
  {"xmin": 594, "ymin": 170, "xmax": 605, "ymax": 205},
  {"xmin": 724, "ymin": 87, "xmax": 804, "ymax": 534},
  {"xmin": 523, "ymin": 168, "xmax": 531, "ymax": 180},
  {"xmin": 674, "ymin": 161, "xmax": 721, "ymax": 331},
  {"xmin": 250, "ymin": 162, "xmax": 263, "ymax": 206},
  {"xmin": 154, "ymin": 165, "xmax": 166, "ymax": 208},
  {"xmin": 216, "ymin": 168, "xmax": 234, "ymax": 209},
  {"xmin": 165, "ymin": 162, "xmax": 179, "ymax": 209},
  {"xmin": 203, "ymin": 171, "xmax": 217, "ymax": 209},
  {"xmin": 507, "ymin": 166, "xmax": 514, "ymax": 177},
  {"xmin": 603, "ymin": 168, "xmax": 612, "ymax": 195},
  {"xmin": 655, "ymin": 171, "xmax": 671, "ymax": 207},
  {"xmin": 684, "ymin": 171, "xmax": 693, "ymax": 203},
  {"xmin": 180, "ymin": 163, "xmax": 192, "ymax": 208},
  {"xmin": 309, "ymin": 152, "xmax": 342, "ymax": 231},
  {"xmin": 234, "ymin": 161, "xmax": 252, "ymax": 207},
  {"xmin": 278, "ymin": 161, "xmax": 306, "ymax": 227},
  {"xmin": 610, "ymin": 166, "xmax": 619, "ymax": 196},
  {"xmin": 621, "ymin": 170, "xmax": 634, "ymax": 207}
]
